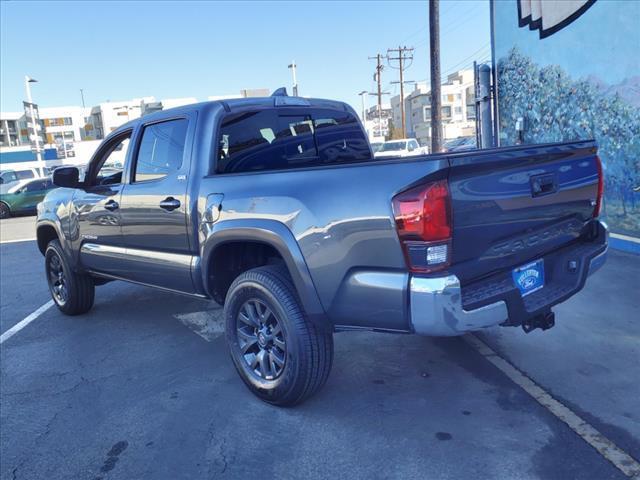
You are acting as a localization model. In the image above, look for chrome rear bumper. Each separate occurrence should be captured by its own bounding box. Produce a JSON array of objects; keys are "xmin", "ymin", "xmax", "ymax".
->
[
  {"xmin": 410, "ymin": 275, "xmax": 508, "ymax": 336},
  {"xmin": 409, "ymin": 221, "xmax": 608, "ymax": 336}
]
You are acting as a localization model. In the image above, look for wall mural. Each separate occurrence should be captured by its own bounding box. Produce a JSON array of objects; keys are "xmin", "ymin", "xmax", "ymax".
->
[{"xmin": 493, "ymin": 0, "xmax": 640, "ymax": 238}]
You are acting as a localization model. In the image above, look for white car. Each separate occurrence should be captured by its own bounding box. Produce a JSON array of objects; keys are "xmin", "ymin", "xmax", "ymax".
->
[
  {"xmin": 0, "ymin": 167, "xmax": 42, "ymax": 185},
  {"xmin": 373, "ymin": 139, "xmax": 428, "ymax": 158}
]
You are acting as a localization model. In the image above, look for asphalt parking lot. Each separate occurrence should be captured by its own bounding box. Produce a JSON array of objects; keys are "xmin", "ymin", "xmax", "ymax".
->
[{"xmin": 1, "ymin": 215, "xmax": 639, "ymax": 480}]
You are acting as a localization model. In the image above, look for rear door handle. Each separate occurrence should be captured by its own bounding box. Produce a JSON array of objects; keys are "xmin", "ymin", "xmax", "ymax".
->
[
  {"xmin": 159, "ymin": 197, "xmax": 181, "ymax": 211},
  {"xmin": 104, "ymin": 199, "xmax": 119, "ymax": 211}
]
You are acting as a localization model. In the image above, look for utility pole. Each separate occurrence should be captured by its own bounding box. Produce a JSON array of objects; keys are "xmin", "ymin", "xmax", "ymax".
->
[
  {"xmin": 25, "ymin": 75, "xmax": 45, "ymax": 177},
  {"xmin": 387, "ymin": 46, "xmax": 414, "ymax": 138},
  {"xmin": 80, "ymin": 88, "xmax": 86, "ymax": 108},
  {"xmin": 429, "ymin": 0, "xmax": 443, "ymax": 152},
  {"xmin": 369, "ymin": 53, "xmax": 385, "ymax": 129},
  {"xmin": 288, "ymin": 61, "xmax": 298, "ymax": 96}
]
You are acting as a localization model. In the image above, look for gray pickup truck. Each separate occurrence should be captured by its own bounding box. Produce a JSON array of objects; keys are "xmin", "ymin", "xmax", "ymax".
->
[{"xmin": 37, "ymin": 91, "xmax": 607, "ymax": 405}]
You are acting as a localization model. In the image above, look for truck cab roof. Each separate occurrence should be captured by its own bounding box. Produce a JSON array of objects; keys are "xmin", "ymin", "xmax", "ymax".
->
[{"xmin": 109, "ymin": 96, "xmax": 355, "ymax": 140}]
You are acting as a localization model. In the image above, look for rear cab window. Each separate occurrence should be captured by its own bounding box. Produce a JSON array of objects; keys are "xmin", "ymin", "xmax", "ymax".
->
[{"xmin": 217, "ymin": 107, "xmax": 371, "ymax": 174}]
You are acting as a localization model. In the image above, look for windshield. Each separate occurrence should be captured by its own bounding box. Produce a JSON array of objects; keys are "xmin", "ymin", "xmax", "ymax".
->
[
  {"xmin": 370, "ymin": 142, "xmax": 383, "ymax": 152},
  {"xmin": 380, "ymin": 141, "xmax": 407, "ymax": 152}
]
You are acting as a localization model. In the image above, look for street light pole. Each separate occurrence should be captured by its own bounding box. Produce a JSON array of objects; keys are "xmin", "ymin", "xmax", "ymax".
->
[
  {"xmin": 25, "ymin": 76, "xmax": 45, "ymax": 177},
  {"xmin": 288, "ymin": 61, "xmax": 299, "ymax": 96},
  {"xmin": 358, "ymin": 90, "xmax": 368, "ymax": 122}
]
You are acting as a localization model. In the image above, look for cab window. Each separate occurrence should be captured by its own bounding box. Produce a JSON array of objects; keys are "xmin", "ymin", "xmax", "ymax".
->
[
  {"xmin": 133, "ymin": 119, "xmax": 188, "ymax": 182},
  {"xmin": 217, "ymin": 108, "xmax": 371, "ymax": 174}
]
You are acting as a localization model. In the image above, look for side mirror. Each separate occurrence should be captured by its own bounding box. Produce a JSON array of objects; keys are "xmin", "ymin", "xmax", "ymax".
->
[{"xmin": 53, "ymin": 166, "xmax": 80, "ymax": 188}]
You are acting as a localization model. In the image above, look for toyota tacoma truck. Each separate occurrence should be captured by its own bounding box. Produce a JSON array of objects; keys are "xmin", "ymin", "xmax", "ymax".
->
[{"xmin": 36, "ymin": 91, "xmax": 608, "ymax": 406}]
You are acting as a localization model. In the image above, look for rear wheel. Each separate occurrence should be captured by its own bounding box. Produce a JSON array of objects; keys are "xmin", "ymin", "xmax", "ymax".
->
[
  {"xmin": 0, "ymin": 202, "xmax": 10, "ymax": 219},
  {"xmin": 45, "ymin": 240, "xmax": 95, "ymax": 315},
  {"xmin": 224, "ymin": 265, "xmax": 333, "ymax": 406}
]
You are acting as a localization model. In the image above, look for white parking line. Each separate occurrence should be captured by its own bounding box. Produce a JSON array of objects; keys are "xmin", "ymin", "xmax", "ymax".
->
[
  {"xmin": 0, "ymin": 300, "xmax": 54, "ymax": 344},
  {"xmin": 173, "ymin": 309, "xmax": 224, "ymax": 342},
  {"xmin": 0, "ymin": 238, "xmax": 37, "ymax": 245},
  {"xmin": 611, "ymin": 232, "xmax": 640, "ymax": 244},
  {"xmin": 465, "ymin": 334, "xmax": 640, "ymax": 479}
]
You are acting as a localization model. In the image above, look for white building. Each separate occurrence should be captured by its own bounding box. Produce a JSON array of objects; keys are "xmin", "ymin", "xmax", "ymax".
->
[
  {"xmin": 3, "ymin": 89, "xmax": 271, "ymax": 145},
  {"xmin": 86, "ymin": 97, "xmax": 153, "ymax": 140},
  {"xmin": 0, "ymin": 112, "xmax": 23, "ymax": 147},
  {"xmin": 363, "ymin": 103, "xmax": 392, "ymax": 142},
  {"xmin": 390, "ymin": 70, "xmax": 476, "ymax": 146},
  {"xmin": 39, "ymin": 106, "xmax": 92, "ymax": 145}
]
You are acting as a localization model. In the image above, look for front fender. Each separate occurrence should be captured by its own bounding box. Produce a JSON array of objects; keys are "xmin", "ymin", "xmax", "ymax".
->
[
  {"xmin": 201, "ymin": 219, "xmax": 328, "ymax": 327},
  {"xmin": 36, "ymin": 189, "xmax": 74, "ymax": 259}
]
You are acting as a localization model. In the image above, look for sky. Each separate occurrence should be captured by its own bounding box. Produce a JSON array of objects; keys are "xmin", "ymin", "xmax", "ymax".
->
[{"xmin": 0, "ymin": 0, "xmax": 491, "ymax": 113}]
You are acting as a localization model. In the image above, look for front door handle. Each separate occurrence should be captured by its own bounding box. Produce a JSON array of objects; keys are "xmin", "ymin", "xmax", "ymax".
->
[
  {"xmin": 159, "ymin": 197, "xmax": 181, "ymax": 211},
  {"xmin": 104, "ymin": 199, "xmax": 119, "ymax": 211}
]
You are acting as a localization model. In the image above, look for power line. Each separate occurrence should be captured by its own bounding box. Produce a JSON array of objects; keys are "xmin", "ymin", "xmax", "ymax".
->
[
  {"xmin": 398, "ymin": 1, "xmax": 458, "ymax": 46},
  {"xmin": 414, "ymin": 3, "xmax": 484, "ymax": 51},
  {"xmin": 439, "ymin": 43, "xmax": 490, "ymax": 77},
  {"xmin": 413, "ymin": 44, "xmax": 490, "ymax": 85}
]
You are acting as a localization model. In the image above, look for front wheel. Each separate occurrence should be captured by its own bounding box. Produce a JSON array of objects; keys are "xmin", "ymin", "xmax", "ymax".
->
[
  {"xmin": 45, "ymin": 240, "xmax": 95, "ymax": 315},
  {"xmin": 0, "ymin": 202, "xmax": 10, "ymax": 219},
  {"xmin": 224, "ymin": 265, "xmax": 333, "ymax": 406}
]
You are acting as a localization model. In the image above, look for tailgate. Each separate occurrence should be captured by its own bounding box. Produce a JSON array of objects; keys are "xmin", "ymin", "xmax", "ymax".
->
[{"xmin": 447, "ymin": 141, "xmax": 599, "ymax": 283}]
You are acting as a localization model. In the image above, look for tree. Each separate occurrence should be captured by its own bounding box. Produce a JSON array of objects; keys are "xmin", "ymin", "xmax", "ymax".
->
[{"xmin": 386, "ymin": 119, "xmax": 404, "ymax": 141}]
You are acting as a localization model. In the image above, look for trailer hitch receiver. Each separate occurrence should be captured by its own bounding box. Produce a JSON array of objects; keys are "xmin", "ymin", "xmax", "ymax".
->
[{"xmin": 522, "ymin": 311, "xmax": 555, "ymax": 333}]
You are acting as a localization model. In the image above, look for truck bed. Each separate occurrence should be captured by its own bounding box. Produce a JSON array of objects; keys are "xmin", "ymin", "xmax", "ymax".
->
[{"xmin": 201, "ymin": 139, "xmax": 602, "ymax": 332}]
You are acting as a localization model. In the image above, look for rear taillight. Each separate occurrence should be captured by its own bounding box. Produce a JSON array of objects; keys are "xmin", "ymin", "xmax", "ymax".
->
[
  {"xmin": 594, "ymin": 155, "xmax": 604, "ymax": 218},
  {"xmin": 392, "ymin": 179, "xmax": 452, "ymax": 273}
]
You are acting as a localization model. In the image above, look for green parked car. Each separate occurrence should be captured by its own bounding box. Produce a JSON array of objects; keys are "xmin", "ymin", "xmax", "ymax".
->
[{"xmin": 0, "ymin": 177, "xmax": 56, "ymax": 219}]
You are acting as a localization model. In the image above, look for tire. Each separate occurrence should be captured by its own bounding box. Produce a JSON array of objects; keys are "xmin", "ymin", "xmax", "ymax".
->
[
  {"xmin": 0, "ymin": 202, "xmax": 10, "ymax": 219},
  {"xmin": 224, "ymin": 265, "xmax": 333, "ymax": 406},
  {"xmin": 45, "ymin": 239, "xmax": 95, "ymax": 315}
]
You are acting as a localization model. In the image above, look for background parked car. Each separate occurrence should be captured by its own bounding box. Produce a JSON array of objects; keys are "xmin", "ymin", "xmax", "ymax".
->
[
  {"xmin": 443, "ymin": 136, "xmax": 477, "ymax": 152},
  {"xmin": 0, "ymin": 177, "xmax": 56, "ymax": 219},
  {"xmin": 370, "ymin": 141, "xmax": 384, "ymax": 153},
  {"xmin": 0, "ymin": 167, "xmax": 42, "ymax": 185},
  {"xmin": 373, "ymin": 138, "xmax": 428, "ymax": 158}
]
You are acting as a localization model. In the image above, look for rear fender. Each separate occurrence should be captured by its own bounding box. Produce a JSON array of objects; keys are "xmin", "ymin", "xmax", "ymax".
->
[{"xmin": 201, "ymin": 219, "xmax": 328, "ymax": 327}]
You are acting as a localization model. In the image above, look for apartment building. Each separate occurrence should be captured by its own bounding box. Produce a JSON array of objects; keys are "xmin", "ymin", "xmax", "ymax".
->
[
  {"xmin": 2, "ymin": 106, "xmax": 91, "ymax": 147},
  {"xmin": 412, "ymin": 70, "xmax": 475, "ymax": 145},
  {"xmin": 1, "ymin": 88, "xmax": 271, "ymax": 150},
  {"xmin": 39, "ymin": 106, "xmax": 93, "ymax": 144},
  {"xmin": 389, "ymin": 70, "xmax": 476, "ymax": 146},
  {"xmin": 84, "ymin": 97, "xmax": 153, "ymax": 140},
  {"xmin": 0, "ymin": 112, "xmax": 23, "ymax": 147}
]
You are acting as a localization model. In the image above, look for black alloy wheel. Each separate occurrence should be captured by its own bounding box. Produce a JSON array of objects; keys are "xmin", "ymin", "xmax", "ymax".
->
[
  {"xmin": 44, "ymin": 239, "xmax": 95, "ymax": 315},
  {"xmin": 224, "ymin": 265, "xmax": 334, "ymax": 406},
  {"xmin": 236, "ymin": 299, "xmax": 287, "ymax": 380},
  {"xmin": 47, "ymin": 250, "xmax": 69, "ymax": 306}
]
